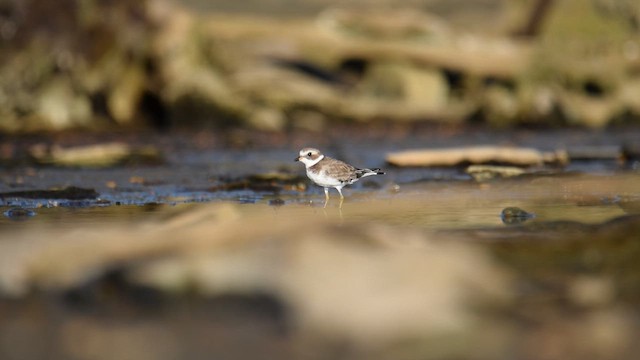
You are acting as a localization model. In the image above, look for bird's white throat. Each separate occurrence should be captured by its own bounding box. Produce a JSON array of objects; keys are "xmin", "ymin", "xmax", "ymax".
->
[{"xmin": 303, "ymin": 154, "xmax": 324, "ymax": 168}]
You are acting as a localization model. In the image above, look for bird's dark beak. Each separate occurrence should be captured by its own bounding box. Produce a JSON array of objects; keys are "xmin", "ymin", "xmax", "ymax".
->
[{"xmin": 294, "ymin": 156, "xmax": 300, "ymax": 162}]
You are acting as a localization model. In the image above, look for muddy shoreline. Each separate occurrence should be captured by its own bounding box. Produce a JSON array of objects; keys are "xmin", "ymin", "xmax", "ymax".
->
[{"xmin": 1, "ymin": 125, "xmax": 638, "ymax": 208}]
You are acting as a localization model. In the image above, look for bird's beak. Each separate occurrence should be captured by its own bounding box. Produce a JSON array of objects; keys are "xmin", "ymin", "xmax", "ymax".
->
[{"xmin": 294, "ymin": 156, "xmax": 301, "ymax": 162}]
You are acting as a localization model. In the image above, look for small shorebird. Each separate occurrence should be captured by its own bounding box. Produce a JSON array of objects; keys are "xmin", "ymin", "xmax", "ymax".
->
[{"xmin": 295, "ymin": 147, "xmax": 384, "ymax": 207}]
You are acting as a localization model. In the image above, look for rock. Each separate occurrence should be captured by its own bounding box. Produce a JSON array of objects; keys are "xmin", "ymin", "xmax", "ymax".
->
[
  {"xmin": 195, "ymin": 9, "xmax": 527, "ymax": 124},
  {"xmin": 357, "ymin": 62, "xmax": 449, "ymax": 111},
  {"xmin": 619, "ymin": 78, "xmax": 640, "ymax": 116},
  {"xmin": 108, "ymin": 65, "xmax": 147, "ymax": 124},
  {"xmin": 246, "ymin": 107, "xmax": 286, "ymax": 131},
  {"xmin": 0, "ymin": 0, "xmax": 155, "ymax": 132},
  {"xmin": 2, "ymin": 0, "xmax": 640, "ymax": 131},
  {"xmin": 526, "ymin": 0, "xmax": 637, "ymax": 127},
  {"xmin": 500, "ymin": 206, "xmax": 535, "ymax": 225},
  {"xmin": 466, "ymin": 165, "xmax": 526, "ymax": 181},
  {"xmin": 289, "ymin": 109, "xmax": 327, "ymax": 131},
  {"xmin": 517, "ymin": 85, "xmax": 559, "ymax": 122},
  {"xmin": 317, "ymin": 8, "xmax": 452, "ymax": 40},
  {"xmin": 481, "ymin": 85, "xmax": 520, "ymax": 126},
  {"xmin": 560, "ymin": 92, "xmax": 620, "ymax": 128},
  {"xmin": 232, "ymin": 64, "xmax": 339, "ymax": 121},
  {"xmin": 151, "ymin": 4, "xmax": 251, "ymax": 127},
  {"xmin": 35, "ymin": 77, "xmax": 92, "ymax": 130}
]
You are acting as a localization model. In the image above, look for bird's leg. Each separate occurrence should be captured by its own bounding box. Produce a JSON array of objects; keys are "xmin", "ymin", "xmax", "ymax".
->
[
  {"xmin": 323, "ymin": 188, "xmax": 330, "ymax": 208},
  {"xmin": 337, "ymin": 188, "xmax": 344, "ymax": 209}
]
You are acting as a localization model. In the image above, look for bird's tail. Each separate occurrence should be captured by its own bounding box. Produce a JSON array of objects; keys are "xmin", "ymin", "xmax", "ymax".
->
[{"xmin": 357, "ymin": 168, "xmax": 385, "ymax": 178}]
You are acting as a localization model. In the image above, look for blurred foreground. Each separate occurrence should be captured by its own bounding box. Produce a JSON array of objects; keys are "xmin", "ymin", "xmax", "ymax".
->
[{"xmin": 1, "ymin": 183, "xmax": 640, "ymax": 359}]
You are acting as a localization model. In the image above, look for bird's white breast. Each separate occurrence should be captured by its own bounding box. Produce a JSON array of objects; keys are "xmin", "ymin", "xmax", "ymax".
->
[{"xmin": 306, "ymin": 168, "xmax": 342, "ymax": 188}]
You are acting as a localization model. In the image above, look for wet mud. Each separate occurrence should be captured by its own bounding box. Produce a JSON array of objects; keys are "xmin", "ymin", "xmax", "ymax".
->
[{"xmin": 1, "ymin": 126, "xmax": 639, "ymax": 210}]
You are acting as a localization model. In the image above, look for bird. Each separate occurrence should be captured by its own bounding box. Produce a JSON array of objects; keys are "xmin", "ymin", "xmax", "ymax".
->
[{"xmin": 295, "ymin": 147, "xmax": 384, "ymax": 207}]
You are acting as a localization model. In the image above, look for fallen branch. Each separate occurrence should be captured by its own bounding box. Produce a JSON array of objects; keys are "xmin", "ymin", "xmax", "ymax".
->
[{"xmin": 386, "ymin": 146, "xmax": 568, "ymax": 167}]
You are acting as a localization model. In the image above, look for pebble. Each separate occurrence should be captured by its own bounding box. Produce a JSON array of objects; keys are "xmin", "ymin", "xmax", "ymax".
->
[{"xmin": 500, "ymin": 206, "xmax": 535, "ymax": 225}]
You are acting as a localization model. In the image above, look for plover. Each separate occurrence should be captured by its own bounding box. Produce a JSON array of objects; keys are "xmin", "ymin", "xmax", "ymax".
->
[{"xmin": 295, "ymin": 147, "xmax": 384, "ymax": 207}]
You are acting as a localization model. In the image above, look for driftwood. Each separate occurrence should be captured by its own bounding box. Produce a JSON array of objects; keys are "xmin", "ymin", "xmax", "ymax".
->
[
  {"xmin": 28, "ymin": 143, "xmax": 163, "ymax": 167},
  {"xmin": 386, "ymin": 146, "xmax": 568, "ymax": 167}
]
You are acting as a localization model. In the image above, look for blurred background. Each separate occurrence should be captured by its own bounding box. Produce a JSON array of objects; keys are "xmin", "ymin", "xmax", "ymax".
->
[
  {"xmin": 1, "ymin": 1, "xmax": 640, "ymax": 359},
  {"xmin": 1, "ymin": 0, "xmax": 638, "ymax": 131}
]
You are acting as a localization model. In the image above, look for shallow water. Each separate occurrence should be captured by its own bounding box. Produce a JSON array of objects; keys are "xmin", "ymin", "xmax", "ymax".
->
[
  {"xmin": 3, "ymin": 171, "xmax": 637, "ymax": 232},
  {"xmin": 299, "ymin": 172, "xmax": 637, "ymax": 228},
  {"xmin": 2, "ymin": 127, "xmax": 639, "ymax": 211}
]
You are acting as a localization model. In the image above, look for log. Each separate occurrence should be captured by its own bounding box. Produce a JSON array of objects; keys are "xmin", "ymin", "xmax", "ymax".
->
[{"xmin": 386, "ymin": 146, "xmax": 568, "ymax": 167}]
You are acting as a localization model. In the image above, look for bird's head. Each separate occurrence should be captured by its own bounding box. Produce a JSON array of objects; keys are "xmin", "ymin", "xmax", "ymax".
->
[{"xmin": 295, "ymin": 148, "xmax": 324, "ymax": 167}]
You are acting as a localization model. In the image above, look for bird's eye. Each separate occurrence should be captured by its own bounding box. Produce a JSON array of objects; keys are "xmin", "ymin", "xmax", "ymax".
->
[{"xmin": 307, "ymin": 152, "xmax": 312, "ymax": 157}]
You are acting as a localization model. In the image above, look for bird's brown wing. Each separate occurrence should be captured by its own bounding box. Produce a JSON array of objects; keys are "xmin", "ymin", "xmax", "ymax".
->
[{"xmin": 322, "ymin": 158, "xmax": 358, "ymax": 183}]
